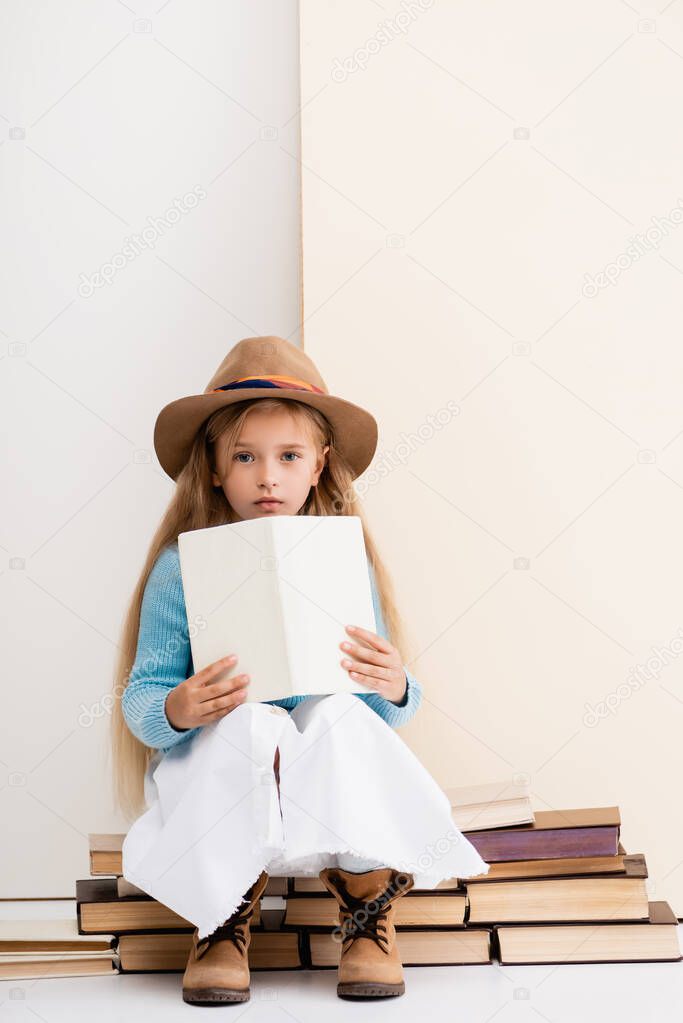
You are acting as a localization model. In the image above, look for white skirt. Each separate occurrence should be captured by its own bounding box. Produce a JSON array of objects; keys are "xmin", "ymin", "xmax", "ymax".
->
[{"xmin": 122, "ymin": 693, "xmax": 490, "ymax": 940}]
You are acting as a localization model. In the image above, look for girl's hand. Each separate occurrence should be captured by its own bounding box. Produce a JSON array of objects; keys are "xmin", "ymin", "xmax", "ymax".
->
[
  {"xmin": 339, "ymin": 626, "xmax": 407, "ymax": 705},
  {"xmin": 165, "ymin": 654, "xmax": 250, "ymax": 731}
]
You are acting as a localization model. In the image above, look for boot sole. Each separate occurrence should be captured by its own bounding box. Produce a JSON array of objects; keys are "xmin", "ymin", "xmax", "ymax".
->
[
  {"xmin": 182, "ymin": 986, "xmax": 250, "ymax": 1004},
  {"xmin": 337, "ymin": 981, "xmax": 405, "ymax": 998}
]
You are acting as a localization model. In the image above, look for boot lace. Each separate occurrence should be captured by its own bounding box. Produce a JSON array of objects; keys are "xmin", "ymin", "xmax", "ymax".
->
[
  {"xmin": 338, "ymin": 892, "xmax": 392, "ymax": 953},
  {"xmin": 196, "ymin": 901, "xmax": 256, "ymax": 958}
]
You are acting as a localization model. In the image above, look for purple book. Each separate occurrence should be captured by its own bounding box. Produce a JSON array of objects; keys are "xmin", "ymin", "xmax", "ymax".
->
[{"xmin": 463, "ymin": 807, "xmax": 620, "ymax": 862}]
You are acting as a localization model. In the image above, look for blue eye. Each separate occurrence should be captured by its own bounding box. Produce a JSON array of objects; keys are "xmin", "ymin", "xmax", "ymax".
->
[{"xmin": 233, "ymin": 452, "xmax": 300, "ymax": 463}]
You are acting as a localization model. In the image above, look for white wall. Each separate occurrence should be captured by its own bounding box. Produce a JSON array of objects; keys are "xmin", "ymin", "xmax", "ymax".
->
[
  {"xmin": 299, "ymin": 0, "xmax": 683, "ymax": 915},
  {"xmin": 1, "ymin": 0, "xmax": 302, "ymax": 896}
]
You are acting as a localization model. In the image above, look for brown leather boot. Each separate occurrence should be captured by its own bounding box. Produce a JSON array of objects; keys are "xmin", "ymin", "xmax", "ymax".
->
[
  {"xmin": 318, "ymin": 866, "xmax": 415, "ymax": 999},
  {"xmin": 182, "ymin": 869, "xmax": 269, "ymax": 1005}
]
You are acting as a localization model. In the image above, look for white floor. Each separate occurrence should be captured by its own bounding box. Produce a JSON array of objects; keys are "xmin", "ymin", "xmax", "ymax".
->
[{"xmin": 1, "ymin": 901, "xmax": 681, "ymax": 1021}]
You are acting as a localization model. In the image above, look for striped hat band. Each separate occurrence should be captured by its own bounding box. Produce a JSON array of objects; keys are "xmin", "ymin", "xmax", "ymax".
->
[{"xmin": 211, "ymin": 374, "xmax": 326, "ymax": 395}]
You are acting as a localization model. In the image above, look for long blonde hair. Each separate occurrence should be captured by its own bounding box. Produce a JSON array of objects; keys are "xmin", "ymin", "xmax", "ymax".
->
[{"xmin": 111, "ymin": 397, "xmax": 411, "ymax": 820}]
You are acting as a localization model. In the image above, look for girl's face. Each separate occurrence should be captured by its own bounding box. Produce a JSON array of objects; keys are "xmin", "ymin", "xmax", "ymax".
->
[{"xmin": 211, "ymin": 407, "xmax": 329, "ymax": 520}]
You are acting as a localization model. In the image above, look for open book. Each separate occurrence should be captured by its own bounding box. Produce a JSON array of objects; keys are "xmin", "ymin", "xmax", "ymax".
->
[{"xmin": 177, "ymin": 515, "xmax": 378, "ymax": 703}]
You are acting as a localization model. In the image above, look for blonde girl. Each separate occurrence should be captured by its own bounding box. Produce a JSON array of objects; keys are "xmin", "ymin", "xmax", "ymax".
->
[{"xmin": 111, "ymin": 335, "xmax": 489, "ymax": 1005}]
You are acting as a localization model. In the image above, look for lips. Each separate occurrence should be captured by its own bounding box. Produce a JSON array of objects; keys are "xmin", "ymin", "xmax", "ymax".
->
[{"xmin": 255, "ymin": 499, "xmax": 282, "ymax": 505}]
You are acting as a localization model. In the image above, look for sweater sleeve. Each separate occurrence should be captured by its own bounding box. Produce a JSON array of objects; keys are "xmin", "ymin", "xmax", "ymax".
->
[
  {"xmin": 121, "ymin": 545, "xmax": 201, "ymax": 752},
  {"xmin": 353, "ymin": 561, "xmax": 423, "ymax": 728}
]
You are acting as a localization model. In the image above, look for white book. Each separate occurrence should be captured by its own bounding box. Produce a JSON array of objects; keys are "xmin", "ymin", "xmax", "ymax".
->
[
  {"xmin": 177, "ymin": 515, "xmax": 378, "ymax": 703},
  {"xmin": 444, "ymin": 778, "xmax": 535, "ymax": 831},
  {"xmin": 0, "ymin": 917, "xmax": 115, "ymax": 949}
]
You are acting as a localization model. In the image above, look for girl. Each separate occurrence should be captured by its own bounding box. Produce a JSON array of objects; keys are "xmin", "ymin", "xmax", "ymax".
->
[{"xmin": 111, "ymin": 335, "xmax": 489, "ymax": 1005}]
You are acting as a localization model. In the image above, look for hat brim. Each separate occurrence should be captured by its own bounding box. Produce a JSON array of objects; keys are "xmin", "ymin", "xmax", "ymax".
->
[{"xmin": 153, "ymin": 388, "xmax": 378, "ymax": 482}]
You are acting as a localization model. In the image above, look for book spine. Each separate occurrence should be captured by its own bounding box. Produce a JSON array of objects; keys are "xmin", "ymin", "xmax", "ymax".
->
[{"xmin": 464, "ymin": 827, "xmax": 618, "ymax": 862}]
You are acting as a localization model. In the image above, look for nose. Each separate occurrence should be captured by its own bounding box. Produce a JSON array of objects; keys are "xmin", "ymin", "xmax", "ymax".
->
[{"xmin": 258, "ymin": 462, "xmax": 279, "ymax": 489}]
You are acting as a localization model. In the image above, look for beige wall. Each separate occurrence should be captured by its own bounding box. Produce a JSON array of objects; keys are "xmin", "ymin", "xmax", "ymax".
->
[{"xmin": 299, "ymin": 1, "xmax": 683, "ymax": 915}]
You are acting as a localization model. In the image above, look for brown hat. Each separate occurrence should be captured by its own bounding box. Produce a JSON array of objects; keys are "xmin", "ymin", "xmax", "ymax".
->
[{"xmin": 153, "ymin": 335, "xmax": 379, "ymax": 482}]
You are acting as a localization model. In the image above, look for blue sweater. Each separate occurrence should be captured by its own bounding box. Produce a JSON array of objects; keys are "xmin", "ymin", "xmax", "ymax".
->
[{"xmin": 122, "ymin": 542, "xmax": 423, "ymax": 752}]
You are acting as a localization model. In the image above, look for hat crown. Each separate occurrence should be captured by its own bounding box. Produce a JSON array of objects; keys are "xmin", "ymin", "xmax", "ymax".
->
[{"xmin": 204, "ymin": 336, "xmax": 328, "ymax": 395}]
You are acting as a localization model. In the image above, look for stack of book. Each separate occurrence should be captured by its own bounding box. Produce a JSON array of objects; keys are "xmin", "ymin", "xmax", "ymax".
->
[
  {"xmin": 447, "ymin": 782, "xmax": 682, "ymax": 966},
  {"xmin": 0, "ymin": 919, "xmax": 118, "ymax": 980},
  {"xmin": 5, "ymin": 778, "xmax": 678, "ymax": 980}
]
